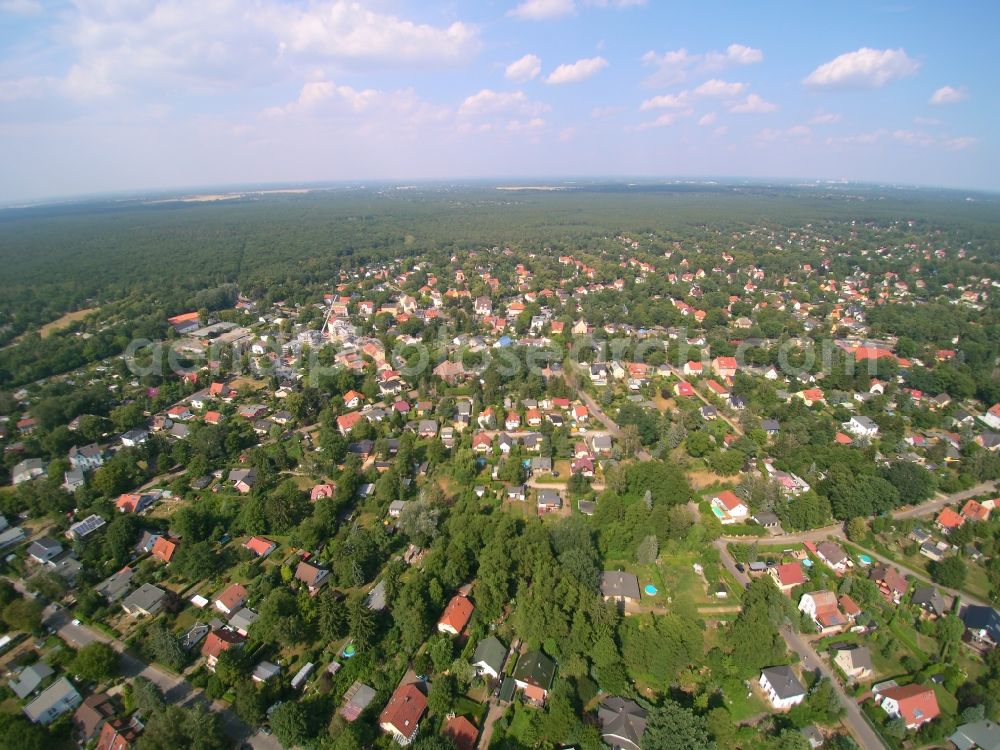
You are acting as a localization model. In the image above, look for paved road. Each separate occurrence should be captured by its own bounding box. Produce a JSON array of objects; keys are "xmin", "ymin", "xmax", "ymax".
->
[
  {"xmin": 893, "ymin": 481, "xmax": 996, "ymax": 520},
  {"xmin": 563, "ymin": 362, "xmax": 651, "ymax": 461},
  {"xmin": 664, "ymin": 364, "xmax": 746, "ymax": 438},
  {"xmin": 714, "ymin": 541, "xmax": 886, "ymax": 750},
  {"xmin": 41, "ymin": 605, "xmax": 282, "ymax": 750}
]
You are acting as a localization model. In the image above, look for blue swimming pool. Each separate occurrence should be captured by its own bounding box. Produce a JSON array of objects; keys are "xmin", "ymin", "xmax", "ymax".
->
[
  {"xmin": 644, "ymin": 584, "xmax": 658, "ymax": 596},
  {"xmin": 858, "ymin": 554, "xmax": 873, "ymax": 565}
]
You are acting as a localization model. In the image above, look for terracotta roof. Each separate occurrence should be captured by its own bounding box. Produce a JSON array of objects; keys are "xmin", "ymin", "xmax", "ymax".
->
[
  {"xmin": 201, "ymin": 629, "xmax": 244, "ymax": 659},
  {"xmin": 379, "ymin": 683, "xmax": 427, "ymax": 740},
  {"xmin": 151, "ymin": 536, "xmax": 177, "ymax": 563},
  {"xmin": 774, "ymin": 563, "xmax": 805, "ymax": 587},
  {"xmin": 244, "ymin": 536, "xmax": 275, "ymax": 557},
  {"xmin": 215, "ymin": 583, "xmax": 247, "ymax": 612},
  {"xmin": 879, "ymin": 684, "xmax": 940, "ymax": 726},
  {"xmin": 443, "ymin": 716, "xmax": 479, "ymax": 750},
  {"xmin": 438, "ymin": 595, "xmax": 474, "ymax": 633},
  {"xmin": 961, "ymin": 500, "xmax": 990, "ymax": 522},
  {"xmin": 937, "ymin": 507, "xmax": 965, "ymax": 529},
  {"xmin": 713, "ymin": 490, "xmax": 744, "ymax": 511}
]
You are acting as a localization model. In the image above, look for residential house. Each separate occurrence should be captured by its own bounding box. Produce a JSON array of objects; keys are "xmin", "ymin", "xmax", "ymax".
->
[
  {"xmin": 72, "ymin": 692, "xmax": 117, "ymax": 741},
  {"xmin": 601, "ymin": 571, "xmax": 641, "ymax": 604},
  {"xmin": 759, "ymin": 666, "xmax": 806, "ymax": 709},
  {"xmin": 115, "ymin": 493, "xmax": 154, "ymax": 514},
  {"xmin": 598, "ymin": 697, "xmax": 647, "ymax": 750},
  {"xmin": 23, "ymin": 677, "xmax": 82, "ymax": 725},
  {"xmin": 712, "ymin": 356, "xmax": 738, "ymax": 379},
  {"xmin": 937, "ymin": 507, "xmax": 966, "ymax": 533},
  {"xmin": 12, "ymin": 458, "xmax": 46, "ymax": 485},
  {"xmin": 146, "ymin": 533, "xmax": 175, "ymax": 562},
  {"xmin": 471, "ymin": 637, "xmax": 507, "ymax": 680},
  {"xmin": 833, "ymin": 645, "xmax": 873, "ymax": 681},
  {"xmin": 228, "ymin": 468, "xmax": 256, "ymax": 494},
  {"xmin": 537, "ymin": 489, "xmax": 562, "ymax": 514},
  {"xmin": 95, "ymin": 566, "xmax": 133, "ymax": 602},
  {"xmin": 949, "ymin": 719, "xmax": 1000, "ymax": 750},
  {"xmin": 869, "ymin": 564, "xmax": 909, "ymax": 604},
  {"xmin": 214, "ymin": 583, "xmax": 248, "ymax": 616},
  {"xmin": 874, "ymin": 683, "xmax": 940, "ymax": 729},
  {"xmin": 339, "ymin": 681, "xmax": 377, "ymax": 722},
  {"xmin": 295, "ymin": 560, "xmax": 329, "ymax": 594},
  {"xmin": 710, "ymin": 490, "xmax": 749, "ymax": 525},
  {"xmin": 27, "ymin": 537, "xmax": 63, "ymax": 564},
  {"xmin": 229, "ymin": 608, "xmax": 258, "ymax": 637},
  {"xmin": 911, "ymin": 587, "xmax": 947, "ymax": 618},
  {"xmin": 95, "ymin": 718, "xmax": 141, "ymax": 750},
  {"xmin": 962, "ymin": 605, "xmax": 1000, "ymax": 649},
  {"xmin": 121, "ymin": 583, "xmax": 167, "ymax": 616},
  {"xmin": 961, "ymin": 500, "xmax": 991, "ymax": 523},
  {"xmin": 201, "ymin": 629, "xmax": 245, "ymax": 672},
  {"xmin": 798, "ymin": 590, "xmax": 848, "ymax": 633},
  {"xmin": 815, "ymin": 541, "xmax": 850, "ymax": 574},
  {"xmin": 443, "ymin": 716, "xmax": 478, "ymax": 750},
  {"xmin": 10, "ymin": 663, "xmax": 55, "ymax": 699},
  {"xmin": 842, "ymin": 415, "xmax": 879, "ymax": 438},
  {"xmin": 379, "ymin": 683, "xmax": 427, "ymax": 746},
  {"xmin": 437, "ymin": 595, "xmax": 474, "ymax": 636},
  {"xmin": 244, "ymin": 536, "xmax": 276, "ymax": 558},
  {"xmin": 770, "ymin": 563, "xmax": 806, "ymax": 592},
  {"xmin": 511, "ymin": 651, "xmax": 556, "ymax": 703},
  {"xmin": 68, "ymin": 444, "xmax": 105, "ymax": 471},
  {"xmin": 67, "ymin": 514, "xmax": 106, "ymax": 541}
]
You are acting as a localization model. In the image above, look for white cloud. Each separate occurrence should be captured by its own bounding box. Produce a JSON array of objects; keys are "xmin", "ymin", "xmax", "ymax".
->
[
  {"xmin": 584, "ymin": 0, "xmax": 647, "ymax": 6},
  {"xmin": 640, "ymin": 92, "xmax": 691, "ymax": 110},
  {"xmin": 264, "ymin": 81, "xmax": 449, "ymax": 126},
  {"xmin": 0, "ymin": 0, "xmax": 42, "ymax": 15},
  {"xmin": 809, "ymin": 112, "xmax": 842, "ymax": 125},
  {"xmin": 458, "ymin": 89, "xmax": 548, "ymax": 118},
  {"xmin": 590, "ymin": 105, "xmax": 622, "ymax": 118},
  {"xmin": 803, "ymin": 48, "xmax": 920, "ymax": 89},
  {"xmin": 943, "ymin": 136, "xmax": 976, "ymax": 150},
  {"xmin": 698, "ymin": 112, "xmax": 716, "ymax": 126},
  {"xmin": 545, "ymin": 56, "xmax": 608, "ymax": 84},
  {"xmin": 914, "ymin": 116, "xmax": 940, "ymax": 126},
  {"xmin": 728, "ymin": 93, "xmax": 777, "ymax": 113},
  {"xmin": 754, "ymin": 126, "xmax": 810, "ymax": 144},
  {"xmin": 693, "ymin": 79, "xmax": 746, "ymax": 98},
  {"xmin": 46, "ymin": 0, "xmax": 482, "ymax": 102},
  {"xmin": 0, "ymin": 76, "xmax": 53, "ymax": 101},
  {"xmin": 508, "ymin": 0, "xmax": 576, "ymax": 20},
  {"xmin": 264, "ymin": 2, "xmax": 480, "ymax": 64},
  {"xmin": 642, "ymin": 43, "xmax": 762, "ymax": 87},
  {"xmin": 891, "ymin": 129, "xmax": 935, "ymax": 147},
  {"xmin": 637, "ymin": 111, "xmax": 690, "ymax": 129},
  {"xmin": 714, "ymin": 43, "xmax": 764, "ymax": 66},
  {"xmin": 505, "ymin": 54, "xmax": 542, "ymax": 83},
  {"xmin": 929, "ymin": 85, "xmax": 968, "ymax": 105}
]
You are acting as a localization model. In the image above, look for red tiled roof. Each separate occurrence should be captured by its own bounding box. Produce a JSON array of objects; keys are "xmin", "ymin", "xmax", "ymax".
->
[
  {"xmin": 879, "ymin": 684, "xmax": 940, "ymax": 726},
  {"xmin": 201, "ymin": 629, "xmax": 244, "ymax": 659},
  {"xmin": 937, "ymin": 507, "xmax": 965, "ymax": 529},
  {"xmin": 438, "ymin": 595, "xmax": 474, "ymax": 633},
  {"xmin": 216, "ymin": 583, "xmax": 247, "ymax": 612},
  {"xmin": 775, "ymin": 563, "xmax": 805, "ymax": 587},
  {"xmin": 713, "ymin": 490, "xmax": 744, "ymax": 511},
  {"xmin": 244, "ymin": 537, "xmax": 275, "ymax": 556},
  {"xmin": 151, "ymin": 537, "xmax": 177, "ymax": 563},
  {"xmin": 443, "ymin": 716, "xmax": 479, "ymax": 750},
  {"xmin": 961, "ymin": 500, "xmax": 990, "ymax": 522},
  {"xmin": 379, "ymin": 683, "xmax": 427, "ymax": 739}
]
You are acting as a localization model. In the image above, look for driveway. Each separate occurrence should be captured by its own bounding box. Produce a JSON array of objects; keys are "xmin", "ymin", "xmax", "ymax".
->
[{"xmin": 714, "ymin": 541, "xmax": 886, "ymax": 750}]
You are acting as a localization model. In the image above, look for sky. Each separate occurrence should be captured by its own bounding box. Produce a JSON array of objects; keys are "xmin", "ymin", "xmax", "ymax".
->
[{"xmin": 0, "ymin": 0, "xmax": 998, "ymax": 202}]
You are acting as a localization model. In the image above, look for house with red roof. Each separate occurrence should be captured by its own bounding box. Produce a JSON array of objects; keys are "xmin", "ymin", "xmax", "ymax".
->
[
  {"xmin": 798, "ymin": 590, "xmax": 848, "ymax": 634},
  {"xmin": 710, "ymin": 490, "xmax": 748, "ymax": 525},
  {"xmin": 504, "ymin": 412, "xmax": 521, "ymax": 430},
  {"xmin": 874, "ymin": 684, "xmax": 940, "ymax": 729},
  {"xmin": 116, "ymin": 493, "xmax": 154, "ymax": 514},
  {"xmin": 982, "ymin": 403, "xmax": 1000, "ymax": 430},
  {"xmin": 770, "ymin": 563, "xmax": 806, "ymax": 592},
  {"xmin": 683, "ymin": 361, "xmax": 703, "ymax": 377},
  {"xmin": 151, "ymin": 537, "xmax": 177, "ymax": 564},
  {"xmin": 343, "ymin": 390, "xmax": 364, "ymax": 409},
  {"xmin": 573, "ymin": 405, "xmax": 589, "ymax": 422},
  {"xmin": 214, "ymin": 583, "xmax": 248, "ymax": 616},
  {"xmin": 961, "ymin": 499, "xmax": 991, "ymax": 523},
  {"xmin": 796, "ymin": 388, "xmax": 825, "ymax": 406},
  {"xmin": 472, "ymin": 433, "xmax": 493, "ymax": 453},
  {"xmin": 437, "ymin": 595, "xmax": 475, "ymax": 636},
  {"xmin": 96, "ymin": 718, "xmax": 141, "ymax": 750},
  {"xmin": 201, "ymin": 629, "xmax": 245, "ymax": 671},
  {"xmin": 834, "ymin": 432, "xmax": 854, "ymax": 445},
  {"xmin": 337, "ymin": 411, "xmax": 365, "ymax": 435},
  {"xmin": 443, "ymin": 716, "xmax": 478, "ymax": 750},
  {"xmin": 674, "ymin": 381, "xmax": 695, "ymax": 398},
  {"xmin": 203, "ymin": 410, "xmax": 223, "ymax": 425},
  {"xmin": 311, "ymin": 483, "xmax": 335, "ymax": 501},
  {"xmin": 379, "ymin": 683, "xmax": 427, "ymax": 745},
  {"xmin": 936, "ymin": 507, "xmax": 965, "ymax": 533},
  {"xmin": 705, "ymin": 380, "xmax": 730, "ymax": 398},
  {"xmin": 244, "ymin": 536, "xmax": 276, "ymax": 558},
  {"xmin": 712, "ymin": 356, "xmax": 738, "ymax": 379}
]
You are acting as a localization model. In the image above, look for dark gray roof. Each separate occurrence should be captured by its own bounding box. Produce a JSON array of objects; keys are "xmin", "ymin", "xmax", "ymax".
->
[
  {"xmin": 601, "ymin": 571, "xmax": 642, "ymax": 600},
  {"xmin": 10, "ymin": 662, "xmax": 54, "ymax": 699},
  {"xmin": 962, "ymin": 605, "xmax": 1000, "ymax": 642},
  {"xmin": 598, "ymin": 697, "xmax": 647, "ymax": 750},
  {"xmin": 834, "ymin": 645, "xmax": 872, "ymax": 672},
  {"xmin": 911, "ymin": 586, "xmax": 946, "ymax": 615},
  {"xmin": 761, "ymin": 665, "xmax": 806, "ymax": 699},
  {"xmin": 512, "ymin": 650, "xmax": 555, "ymax": 690}
]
